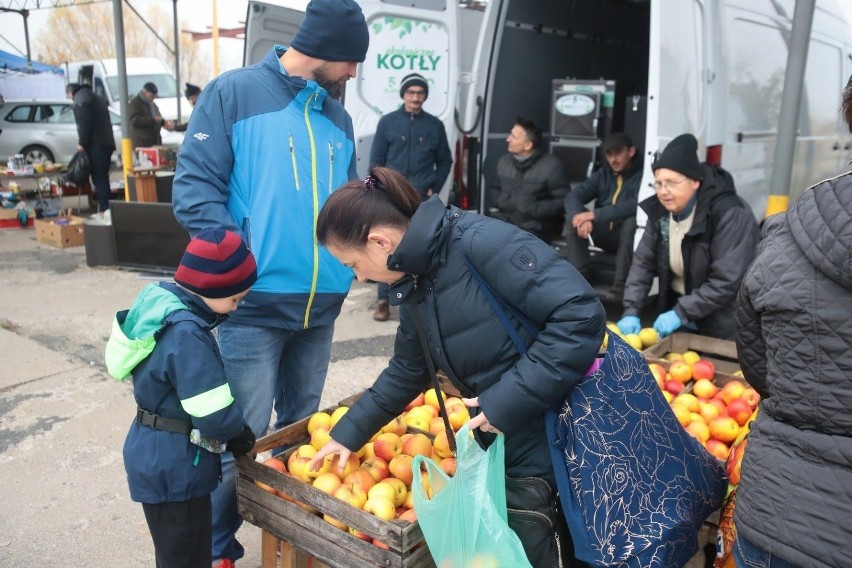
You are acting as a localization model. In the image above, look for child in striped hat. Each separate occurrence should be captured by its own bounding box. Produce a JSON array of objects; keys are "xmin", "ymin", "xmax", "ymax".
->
[{"xmin": 106, "ymin": 227, "xmax": 257, "ymax": 568}]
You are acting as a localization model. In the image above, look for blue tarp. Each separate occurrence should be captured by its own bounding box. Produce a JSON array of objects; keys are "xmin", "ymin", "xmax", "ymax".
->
[{"xmin": 0, "ymin": 50, "xmax": 64, "ymax": 75}]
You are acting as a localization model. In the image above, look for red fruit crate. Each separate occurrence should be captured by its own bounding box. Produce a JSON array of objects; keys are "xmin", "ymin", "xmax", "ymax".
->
[{"xmin": 236, "ymin": 393, "xmax": 435, "ymax": 568}]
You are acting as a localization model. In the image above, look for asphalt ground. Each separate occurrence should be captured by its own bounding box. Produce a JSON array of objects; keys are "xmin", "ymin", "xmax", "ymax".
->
[{"xmin": 0, "ymin": 216, "xmax": 709, "ymax": 567}]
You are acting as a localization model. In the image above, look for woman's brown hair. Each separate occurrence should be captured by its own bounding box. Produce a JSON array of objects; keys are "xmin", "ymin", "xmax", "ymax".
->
[{"xmin": 317, "ymin": 167, "xmax": 422, "ymax": 248}]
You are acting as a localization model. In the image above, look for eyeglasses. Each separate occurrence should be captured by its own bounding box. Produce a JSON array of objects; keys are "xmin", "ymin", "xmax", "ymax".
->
[
  {"xmin": 651, "ymin": 177, "xmax": 688, "ymax": 192},
  {"xmin": 404, "ymin": 89, "xmax": 426, "ymax": 97}
]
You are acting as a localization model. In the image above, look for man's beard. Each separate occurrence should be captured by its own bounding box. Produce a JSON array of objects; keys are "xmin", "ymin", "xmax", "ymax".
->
[{"xmin": 314, "ymin": 65, "xmax": 345, "ymax": 99}]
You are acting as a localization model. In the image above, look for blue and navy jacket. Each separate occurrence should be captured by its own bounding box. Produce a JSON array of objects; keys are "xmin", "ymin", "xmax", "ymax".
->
[
  {"xmin": 173, "ymin": 46, "xmax": 356, "ymax": 330},
  {"xmin": 106, "ymin": 282, "xmax": 247, "ymax": 504}
]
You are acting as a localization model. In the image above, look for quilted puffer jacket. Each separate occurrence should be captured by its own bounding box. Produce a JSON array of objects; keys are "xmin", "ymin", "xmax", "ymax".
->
[{"xmin": 734, "ymin": 167, "xmax": 852, "ymax": 568}]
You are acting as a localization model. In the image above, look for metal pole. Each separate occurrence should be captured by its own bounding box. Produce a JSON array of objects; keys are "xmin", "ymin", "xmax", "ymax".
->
[
  {"xmin": 173, "ymin": 0, "xmax": 181, "ymax": 123},
  {"xmin": 22, "ymin": 9, "xmax": 31, "ymax": 68},
  {"xmin": 114, "ymin": 0, "xmax": 133, "ymax": 201},
  {"xmin": 766, "ymin": 0, "xmax": 815, "ymax": 217}
]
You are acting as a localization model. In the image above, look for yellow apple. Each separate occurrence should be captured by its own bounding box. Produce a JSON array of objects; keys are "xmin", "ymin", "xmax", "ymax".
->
[
  {"xmin": 306, "ymin": 411, "xmax": 332, "ymax": 435},
  {"xmin": 330, "ymin": 406, "xmax": 349, "ymax": 428},
  {"xmin": 423, "ymin": 388, "xmax": 446, "ymax": 409},
  {"xmin": 378, "ymin": 477, "xmax": 408, "ymax": 507},
  {"xmin": 334, "ymin": 483, "xmax": 367, "ymax": 509}
]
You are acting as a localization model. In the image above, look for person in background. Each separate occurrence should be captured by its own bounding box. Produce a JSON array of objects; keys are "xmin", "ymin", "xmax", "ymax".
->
[
  {"xmin": 174, "ymin": 82, "xmax": 201, "ymax": 133},
  {"xmin": 66, "ymin": 82, "xmax": 116, "ymax": 217},
  {"xmin": 308, "ymin": 166, "xmax": 604, "ymax": 567},
  {"xmin": 561, "ymin": 132, "xmax": 642, "ymax": 303},
  {"xmin": 731, "ymin": 75, "xmax": 852, "ymax": 568},
  {"xmin": 488, "ymin": 117, "xmax": 569, "ymax": 243},
  {"xmin": 616, "ymin": 133, "xmax": 758, "ymax": 339},
  {"xmin": 369, "ymin": 72, "xmax": 452, "ymax": 321},
  {"xmin": 105, "ymin": 227, "xmax": 257, "ymax": 568},
  {"xmin": 128, "ymin": 81, "xmax": 174, "ymax": 150},
  {"xmin": 171, "ymin": 1, "xmax": 369, "ymax": 565}
]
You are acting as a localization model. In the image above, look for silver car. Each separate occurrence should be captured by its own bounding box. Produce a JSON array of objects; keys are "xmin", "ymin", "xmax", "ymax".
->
[{"xmin": 0, "ymin": 98, "xmax": 183, "ymax": 167}]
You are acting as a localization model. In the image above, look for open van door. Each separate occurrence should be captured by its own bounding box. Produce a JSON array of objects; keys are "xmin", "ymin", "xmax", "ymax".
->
[
  {"xmin": 243, "ymin": 2, "xmax": 305, "ymax": 67},
  {"xmin": 344, "ymin": 1, "xmax": 459, "ymax": 188}
]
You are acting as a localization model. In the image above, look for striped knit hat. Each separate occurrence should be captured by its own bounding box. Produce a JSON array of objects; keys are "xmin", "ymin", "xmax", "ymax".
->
[{"xmin": 174, "ymin": 228, "xmax": 257, "ymax": 298}]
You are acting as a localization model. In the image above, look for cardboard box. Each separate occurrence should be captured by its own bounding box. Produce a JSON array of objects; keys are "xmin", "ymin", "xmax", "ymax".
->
[
  {"xmin": 0, "ymin": 207, "xmax": 34, "ymax": 229},
  {"xmin": 35, "ymin": 216, "xmax": 86, "ymax": 248}
]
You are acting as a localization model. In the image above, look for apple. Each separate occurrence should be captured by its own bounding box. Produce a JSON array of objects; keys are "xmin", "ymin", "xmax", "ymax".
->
[
  {"xmin": 668, "ymin": 361, "xmax": 693, "ymax": 383},
  {"xmin": 709, "ymin": 416, "xmax": 740, "ymax": 443},
  {"xmin": 682, "ymin": 350, "xmax": 701, "ymax": 365},
  {"xmin": 403, "ymin": 413, "xmax": 431, "ymax": 433},
  {"xmin": 685, "ymin": 419, "xmax": 710, "ymax": 443},
  {"xmin": 329, "ymin": 453, "xmax": 360, "ymax": 479},
  {"xmin": 398, "ymin": 508, "xmax": 418, "ymax": 523},
  {"xmin": 256, "ymin": 457, "xmax": 287, "ymax": 495},
  {"xmin": 670, "ymin": 404, "xmax": 692, "ymax": 427},
  {"xmin": 432, "ymin": 431, "xmax": 453, "ymax": 459},
  {"xmin": 709, "ymin": 397, "xmax": 728, "ymax": 413},
  {"xmin": 424, "ymin": 388, "xmax": 446, "ymax": 410},
  {"xmin": 380, "ymin": 415, "xmax": 407, "ymax": 436},
  {"xmin": 330, "ymin": 406, "xmax": 349, "ymax": 428},
  {"xmin": 372, "ymin": 538, "xmax": 391, "ymax": 549},
  {"xmin": 362, "ymin": 442, "xmax": 376, "ymax": 460},
  {"xmin": 313, "ymin": 472, "xmax": 342, "ymax": 495},
  {"xmin": 665, "ymin": 380, "xmax": 685, "ymax": 395},
  {"xmin": 439, "ymin": 457, "xmax": 457, "ymax": 476},
  {"xmin": 741, "ymin": 387, "xmax": 760, "ymax": 408},
  {"xmin": 698, "ymin": 401, "xmax": 721, "ymax": 423},
  {"xmin": 378, "ymin": 477, "xmax": 408, "ymax": 507},
  {"xmin": 725, "ymin": 398, "xmax": 753, "ymax": 427},
  {"xmin": 388, "ymin": 454, "xmax": 414, "ymax": 485},
  {"xmin": 726, "ymin": 439, "xmax": 748, "ymax": 485},
  {"xmin": 665, "ymin": 352, "xmax": 685, "ymax": 362},
  {"xmin": 288, "ymin": 445, "xmax": 318, "ymax": 482},
  {"xmin": 623, "ymin": 333, "xmax": 644, "ymax": 351},
  {"xmin": 402, "ymin": 433, "xmax": 432, "ymax": 458},
  {"xmin": 405, "ymin": 392, "xmax": 426, "ymax": 410},
  {"xmin": 307, "ymin": 411, "xmax": 332, "ymax": 435},
  {"xmin": 323, "ymin": 514, "xmax": 348, "ymax": 531},
  {"xmin": 648, "ymin": 363, "xmax": 667, "ymax": 390},
  {"xmin": 429, "ymin": 417, "xmax": 445, "ymax": 437},
  {"xmin": 638, "ymin": 327, "xmax": 659, "ymax": 349},
  {"xmin": 360, "ymin": 456, "xmax": 391, "ymax": 482},
  {"xmin": 674, "ymin": 392, "xmax": 700, "ymax": 413},
  {"xmin": 663, "ymin": 390, "xmax": 675, "ymax": 403},
  {"xmin": 367, "ymin": 480, "xmax": 398, "ymax": 503},
  {"xmin": 691, "ymin": 359, "xmax": 716, "ymax": 381},
  {"xmin": 373, "ymin": 432, "xmax": 402, "ymax": 462},
  {"xmin": 448, "ymin": 407, "xmax": 470, "ymax": 431},
  {"xmin": 692, "ymin": 378, "xmax": 719, "ymax": 399},
  {"xmin": 444, "ymin": 396, "xmax": 466, "ymax": 412},
  {"xmin": 705, "ymin": 439, "xmax": 730, "ymax": 461},
  {"xmin": 349, "ymin": 528, "xmax": 372, "ymax": 541},
  {"xmin": 334, "ymin": 483, "xmax": 368, "ymax": 510},
  {"xmin": 343, "ymin": 468, "xmax": 376, "ymax": 493},
  {"xmin": 719, "ymin": 381, "xmax": 746, "ymax": 404},
  {"xmin": 310, "ymin": 427, "xmax": 333, "ymax": 450}
]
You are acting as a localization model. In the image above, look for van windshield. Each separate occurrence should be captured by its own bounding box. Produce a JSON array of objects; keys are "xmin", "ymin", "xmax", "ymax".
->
[{"xmin": 105, "ymin": 74, "xmax": 178, "ymax": 101}]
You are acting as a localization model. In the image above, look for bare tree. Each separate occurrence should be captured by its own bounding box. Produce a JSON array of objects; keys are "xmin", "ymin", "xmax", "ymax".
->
[{"xmin": 36, "ymin": 3, "xmax": 211, "ymax": 90}]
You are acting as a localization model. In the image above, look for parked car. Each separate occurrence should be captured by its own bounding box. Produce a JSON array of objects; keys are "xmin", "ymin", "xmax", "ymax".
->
[{"xmin": 0, "ymin": 98, "xmax": 183, "ymax": 167}]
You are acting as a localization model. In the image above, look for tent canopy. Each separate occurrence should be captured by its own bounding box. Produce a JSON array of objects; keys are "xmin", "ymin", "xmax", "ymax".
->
[{"xmin": 0, "ymin": 49, "xmax": 64, "ymax": 74}]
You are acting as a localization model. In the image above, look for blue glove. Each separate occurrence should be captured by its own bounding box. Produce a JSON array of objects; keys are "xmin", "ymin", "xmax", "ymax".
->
[
  {"xmin": 653, "ymin": 310, "xmax": 682, "ymax": 338},
  {"xmin": 616, "ymin": 315, "xmax": 641, "ymax": 335}
]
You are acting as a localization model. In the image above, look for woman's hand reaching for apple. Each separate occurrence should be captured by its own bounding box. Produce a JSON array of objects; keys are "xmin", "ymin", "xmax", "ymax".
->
[
  {"xmin": 308, "ymin": 439, "xmax": 351, "ymax": 475},
  {"xmin": 462, "ymin": 397, "xmax": 502, "ymax": 434}
]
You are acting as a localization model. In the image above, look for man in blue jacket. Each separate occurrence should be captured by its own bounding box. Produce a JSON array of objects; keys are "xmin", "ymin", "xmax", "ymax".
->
[
  {"xmin": 369, "ymin": 72, "xmax": 452, "ymax": 320},
  {"xmin": 171, "ymin": 0, "xmax": 369, "ymax": 564}
]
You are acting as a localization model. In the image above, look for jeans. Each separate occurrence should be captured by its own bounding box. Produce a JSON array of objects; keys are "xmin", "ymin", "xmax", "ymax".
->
[
  {"xmin": 87, "ymin": 142, "xmax": 114, "ymax": 212},
  {"xmin": 210, "ymin": 320, "xmax": 335, "ymax": 561},
  {"xmin": 733, "ymin": 534, "xmax": 800, "ymax": 568},
  {"xmin": 561, "ymin": 216, "xmax": 636, "ymax": 288}
]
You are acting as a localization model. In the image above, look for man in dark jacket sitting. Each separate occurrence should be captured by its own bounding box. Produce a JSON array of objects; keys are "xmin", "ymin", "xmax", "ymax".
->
[
  {"xmin": 562, "ymin": 132, "xmax": 642, "ymax": 302},
  {"xmin": 488, "ymin": 117, "xmax": 569, "ymax": 243}
]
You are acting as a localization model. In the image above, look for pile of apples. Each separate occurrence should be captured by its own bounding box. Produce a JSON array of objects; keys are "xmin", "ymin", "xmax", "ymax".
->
[
  {"xmin": 648, "ymin": 351, "xmax": 760, "ymax": 461},
  {"xmin": 254, "ymin": 388, "xmax": 469, "ymax": 546},
  {"xmin": 605, "ymin": 322, "xmax": 659, "ymax": 352}
]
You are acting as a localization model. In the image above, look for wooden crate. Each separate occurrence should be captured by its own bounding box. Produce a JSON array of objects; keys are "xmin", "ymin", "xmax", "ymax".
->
[
  {"xmin": 642, "ymin": 332, "xmax": 742, "ymax": 385},
  {"xmin": 237, "ymin": 394, "xmax": 435, "ymax": 568}
]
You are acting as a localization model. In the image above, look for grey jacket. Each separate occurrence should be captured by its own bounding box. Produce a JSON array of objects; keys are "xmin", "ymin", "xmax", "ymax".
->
[{"xmin": 734, "ymin": 167, "xmax": 852, "ymax": 568}]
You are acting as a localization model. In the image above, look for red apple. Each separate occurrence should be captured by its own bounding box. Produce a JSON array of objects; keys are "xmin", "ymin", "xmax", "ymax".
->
[
  {"xmin": 741, "ymin": 387, "xmax": 760, "ymax": 408},
  {"xmin": 691, "ymin": 359, "xmax": 716, "ymax": 381},
  {"xmin": 360, "ymin": 457, "xmax": 390, "ymax": 482},
  {"xmin": 648, "ymin": 363, "xmax": 667, "ymax": 390},
  {"xmin": 708, "ymin": 416, "xmax": 740, "ymax": 443},
  {"xmin": 665, "ymin": 379, "xmax": 685, "ymax": 395},
  {"xmin": 705, "ymin": 439, "xmax": 730, "ymax": 461},
  {"xmin": 373, "ymin": 432, "xmax": 402, "ymax": 462},
  {"xmin": 343, "ymin": 468, "xmax": 376, "ymax": 493},
  {"xmin": 725, "ymin": 399, "xmax": 753, "ymax": 427},
  {"xmin": 402, "ymin": 433, "xmax": 432, "ymax": 458},
  {"xmin": 388, "ymin": 454, "xmax": 414, "ymax": 485},
  {"xmin": 692, "ymin": 378, "xmax": 719, "ymax": 400}
]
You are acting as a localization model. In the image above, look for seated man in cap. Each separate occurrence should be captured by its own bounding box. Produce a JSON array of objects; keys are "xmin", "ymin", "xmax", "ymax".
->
[
  {"xmin": 128, "ymin": 81, "xmax": 174, "ymax": 150},
  {"xmin": 369, "ymin": 71, "xmax": 452, "ymax": 321},
  {"xmin": 562, "ymin": 132, "xmax": 643, "ymax": 302},
  {"xmin": 174, "ymin": 83, "xmax": 202, "ymax": 133},
  {"xmin": 171, "ymin": 0, "xmax": 370, "ymax": 565}
]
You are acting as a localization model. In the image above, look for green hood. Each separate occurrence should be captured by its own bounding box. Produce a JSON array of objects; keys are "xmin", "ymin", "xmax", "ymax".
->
[{"xmin": 105, "ymin": 284, "xmax": 189, "ymax": 380}]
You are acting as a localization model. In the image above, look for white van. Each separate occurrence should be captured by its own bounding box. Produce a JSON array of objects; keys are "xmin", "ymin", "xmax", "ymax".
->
[
  {"xmin": 66, "ymin": 57, "xmax": 192, "ymax": 123},
  {"xmin": 245, "ymin": 0, "xmax": 852, "ymax": 219}
]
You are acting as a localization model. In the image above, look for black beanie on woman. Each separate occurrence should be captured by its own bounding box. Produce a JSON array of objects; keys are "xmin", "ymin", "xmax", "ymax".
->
[{"xmin": 652, "ymin": 133, "xmax": 705, "ymax": 181}]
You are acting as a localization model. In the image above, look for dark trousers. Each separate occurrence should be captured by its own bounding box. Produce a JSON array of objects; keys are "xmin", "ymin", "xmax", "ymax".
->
[
  {"xmin": 377, "ymin": 281, "xmax": 390, "ymax": 302},
  {"xmin": 142, "ymin": 495, "xmax": 212, "ymax": 568},
  {"xmin": 562, "ymin": 217, "xmax": 636, "ymax": 288},
  {"xmin": 87, "ymin": 142, "xmax": 114, "ymax": 213}
]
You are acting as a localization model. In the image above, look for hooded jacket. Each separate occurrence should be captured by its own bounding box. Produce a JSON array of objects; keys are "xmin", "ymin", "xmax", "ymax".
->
[
  {"xmin": 331, "ymin": 198, "xmax": 605, "ymax": 480},
  {"xmin": 733, "ymin": 168, "xmax": 852, "ymax": 568},
  {"xmin": 173, "ymin": 46, "xmax": 355, "ymax": 331},
  {"xmin": 563, "ymin": 154, "xmax": 644, "ymax": 226},
  {"xmin": 490, "ymin": 149, "xmax": 569, "ymax": 242},
  {"xmin": 370, "ymin": 107, "xmax": 452, "ymax": 199},
  {"xmin": 106, "ymin": 282, "xmax": 246, "ymax": 504},
  {"xmin": 622, "ymin": 164, "xmax": 759, "ymax": 338},
  {"xmin": 70, "ymin": 84, "xmax": 116, "ymax": 151}
]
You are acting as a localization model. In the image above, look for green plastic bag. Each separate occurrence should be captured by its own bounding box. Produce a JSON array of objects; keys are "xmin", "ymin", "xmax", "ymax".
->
[{"xmin": 411, "ymin": 424, "xmax": 532, "ymax": 568}]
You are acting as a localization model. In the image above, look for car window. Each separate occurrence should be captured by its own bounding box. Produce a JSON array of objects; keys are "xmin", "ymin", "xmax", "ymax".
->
[
  {"xmin": 41, "ymin": 104, "xmax": 74, "ymax": 124},
  {"xmin": 5, "ymin": 105, "xmax": 34, "ymax": 122},
  {"xmin": 108, "ymin": 110, "xmax": 121, "ymax": 126}
]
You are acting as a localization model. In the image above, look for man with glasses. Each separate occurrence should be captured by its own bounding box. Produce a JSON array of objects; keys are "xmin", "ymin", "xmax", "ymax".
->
[
  {"xmin": 616, "ymin": 133, "xmax": 758, "ymax": 339},
  {"xmin": 369, "ymin": 72, "xmax": 452, "ymax": 321},
  {"xmin": 562, "ymin": 132, "xmax": 643, "ymax": 303}
]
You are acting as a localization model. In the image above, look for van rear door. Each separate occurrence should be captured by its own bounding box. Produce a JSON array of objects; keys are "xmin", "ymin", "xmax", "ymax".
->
[{"xmin": 243, "ymin": 2, "xmax": 305, "ymax": 66}]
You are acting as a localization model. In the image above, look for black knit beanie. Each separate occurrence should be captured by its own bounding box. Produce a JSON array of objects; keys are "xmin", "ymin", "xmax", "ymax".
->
[
  {"xmin": 399, "ymin": 73, "xmax": 429, "ymax": 99},
  {"xmin": 290, "ymin": 0, "xmax": 369, "ymax": 63},
  {"xmin": 652, "ymin": 133, "xmax": 704, "ymax": 180},
  {"xmin": 184, "ymin": 83, "xmax": 201, "ymax": 98}
]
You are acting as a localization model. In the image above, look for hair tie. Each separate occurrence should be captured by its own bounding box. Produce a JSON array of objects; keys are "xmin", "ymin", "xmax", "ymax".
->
[{"xmin": 364, "ymin": 174, "xmax": 377, "ymax": 190}]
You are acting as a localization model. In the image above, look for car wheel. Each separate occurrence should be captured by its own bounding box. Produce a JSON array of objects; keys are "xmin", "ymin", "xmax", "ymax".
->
[{"xmin": 20, "ymin": 145, "xmax": 55, "ymax": 165}]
